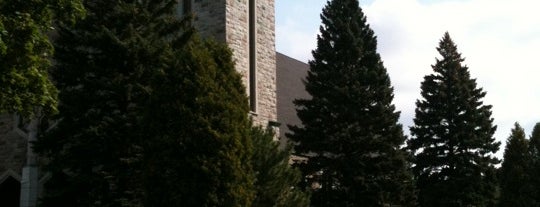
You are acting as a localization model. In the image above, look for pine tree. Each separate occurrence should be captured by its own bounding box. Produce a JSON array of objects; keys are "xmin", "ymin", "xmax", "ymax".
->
[
  {"xmin": 141, "ymin": 39, "xmax": 256, "ymax": 207},
  {"xmin": 251, "ymin": 126, "xmax": 310, "ymax": 207},
  {"xmin": 287, "ymin": 0, "xmax": 415, "ymax": 206},
  {"xmin": 34, "ymin": 0, "xmax": 190, "ymax": 206},
  {"xmin": 408, "ymin": 32, "xmax": 500, "ymax": 207},
  {"xmin": 498, "ymin": 123, "xmax": 534, "ymax": 206}
]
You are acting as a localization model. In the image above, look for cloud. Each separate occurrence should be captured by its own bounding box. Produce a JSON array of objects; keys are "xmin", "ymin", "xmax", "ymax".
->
[
  {"xmin": 275, "ymin": 19, "xmax": 318, "ymax": 63},
  {"xmin": 275, "ymin": 0, "xmax": 328, "ymax": 62},
  {"xmin": 361, "ymin": 0, "xmax": 540, "ymax": 156},
  {"xmin": 276, "ymin": 0, "xmax": 540, "ymax": 156}
]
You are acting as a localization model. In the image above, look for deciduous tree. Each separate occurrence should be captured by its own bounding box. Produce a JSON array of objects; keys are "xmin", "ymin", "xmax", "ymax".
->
[
  {"xmin": 0, "ymin": 0, "xmax": 83, "ymax": 116},
  {"xmin": 0, "ymin": 1, "xmax": 83, "ymax": 206}
]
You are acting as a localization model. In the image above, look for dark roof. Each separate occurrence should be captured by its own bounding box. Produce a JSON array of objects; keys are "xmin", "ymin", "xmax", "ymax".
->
[{"xmin": 276, "ymin": 52, "xmax": 310, "ymax": 144}]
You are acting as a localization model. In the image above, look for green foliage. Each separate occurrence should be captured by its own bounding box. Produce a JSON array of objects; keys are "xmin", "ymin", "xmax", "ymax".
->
[
  {"xmin": 527, "ymin": 123, "xmax": 540, "ymax": 205},
  {"xmin": 498, "ymin": 123, "xmax": 535, "ymax": 206},
  {"xmin": 35, "ymin": 0, "xmax": 259, "ymax": 205},
  {"xmin": 251, "ymin": 126, "xmax": 310, "ymax": 207},
  {"xmin": 0, "ymin": 0, "xmax": 84, "ymax": 117},
  {"xmin": 408, "ymin": 32, "xmax": 500, "ymax": 207},
  {"xmin": 287, "ymin": 0, "xmax": 415, "ymax": 206},
  {"xmin": 34, "ymin": 0, "xmax": 190, "ymax": 206},
  {"xmin": 141, "ymin": 38, "xmax": 255, "ymax": 207},
  {"xmin": 530, "ymin": 123, "xmax": 540, "ymax": 156}
]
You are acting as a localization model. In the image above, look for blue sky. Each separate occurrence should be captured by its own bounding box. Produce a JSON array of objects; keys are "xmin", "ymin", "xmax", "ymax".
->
[{"xmin": 275, "ymin": 0, "xmax": 540, "ymax": 157}]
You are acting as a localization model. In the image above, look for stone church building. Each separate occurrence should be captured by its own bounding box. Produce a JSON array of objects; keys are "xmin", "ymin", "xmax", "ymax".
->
[{"xmin": 0, "ymin": 0, "xmax": 308, "ymax": 206}]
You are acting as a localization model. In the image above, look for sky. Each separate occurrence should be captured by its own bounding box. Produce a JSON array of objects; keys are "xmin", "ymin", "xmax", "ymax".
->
[{"xmin": 275, "ymin": 0, "xmax": 540, "ymax": 157}]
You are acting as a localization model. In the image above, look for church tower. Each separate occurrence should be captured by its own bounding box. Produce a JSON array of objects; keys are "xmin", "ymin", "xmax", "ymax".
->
[{"xmin": 180, "ymin": 0, "xmax": 278, "ymax": 128}]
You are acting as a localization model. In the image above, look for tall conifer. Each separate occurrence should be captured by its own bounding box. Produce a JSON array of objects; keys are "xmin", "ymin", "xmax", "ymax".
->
[
  {"xmin": 498, "ymin": 123, "xmax": 534, "ymax": 206},
  {"xmin": 530, "ymin": 123, "xmax": 540, "ymax": 157},
  {"xmin": 36, "ymin": 0, "xmax": 261, "ymax": 204},
  {"xmin": 527, "ymin": 123, "xmax": 540, "ymax": 205},
  {"xmin": 408, "ymin": 33, "xmax": 500, "ymax": 207},
  {"xmin": 288, "ymin": 0, "xmax": 414, "ymax": 206},
  {"xmin": 35, "ymin": 0, "xmax": 193, "ymax": 206}
]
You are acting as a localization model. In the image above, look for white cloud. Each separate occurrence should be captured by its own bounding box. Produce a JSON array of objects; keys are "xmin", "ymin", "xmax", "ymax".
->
[
  {"xmin": 275, "ymin": 19, "xmax": 318, "ymax": 62},
  {"xmin": 276, "ymin": 0, "xmax": 540, "ymax": 157},
  {"xmin": 275, "ymin": 0, "xmax": 327, "ymax": 62},
  {"xmin": 360, "ymin": 0, "xmax": 540, "ymax": 156}
]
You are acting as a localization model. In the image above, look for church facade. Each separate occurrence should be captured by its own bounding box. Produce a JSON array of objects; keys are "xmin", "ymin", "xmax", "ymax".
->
[{"xmin": 0, "ymin": 0, "xmax": 309, "ymax": 206}]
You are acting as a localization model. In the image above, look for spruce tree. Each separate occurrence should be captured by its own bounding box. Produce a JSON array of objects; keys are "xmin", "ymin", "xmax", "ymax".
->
[
  {"xmin": 530, "ymin": 123, "xmax": 540, "ymax": 157},
  {"xmin": 408, "ymin": 32, "xmax": 500, "ymax": 207},
  {"xmin": 498, "ymin": 123, "xmax": 534, "ymax": 206},
  {"xmin": 34, "ymin": 0, "xmax": 190, "ymax": 206},
  {"xmin": 287, "ymin": 0, "xmax": 415, "ymax": 206},
  {"xmin": 251, "ymin": 126, "xmax": 310, "ymax": 207},
  {"xmin": 528, "ymin": 123, "xmax": 540, "ymax": 205}
]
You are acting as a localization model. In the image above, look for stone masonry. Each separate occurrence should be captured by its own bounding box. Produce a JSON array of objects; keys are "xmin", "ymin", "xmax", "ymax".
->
[
  {"xmin": 0, "ymin": 115, "xmax": 25, "ymax": 176},
  {"xmin": 191, "ymin": 0, "xmax": 278, "ymax": 127},
  {"xmin": 253, "ymin": 0, "xmax": 277, "ymax": 127}
]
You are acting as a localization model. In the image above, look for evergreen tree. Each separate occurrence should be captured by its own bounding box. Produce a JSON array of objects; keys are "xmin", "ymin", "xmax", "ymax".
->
[
  {"xmin": 251, "ymin": 126, "xmax": 310, "ymax": 207},
  {"xmin": 530, "ymin": 123, "xmax": 540, "ymax": 157},
  {"xmin": 141, "ymin": 39, "xmax": 255, "ymax": 207},
  {"xmin": 408, "ymin": 32, "xmax": 500, "ymax": 207},
  {"xmin": 287, "ymin": 0, "xmax": 415, "ymax": 206},
  {"xmin": 528, "ymin": 123, "xmax": 540, "ymax": 205},
  {"xmin": 499, "ymin": 123, "xmax": 534, "ymax": 206},
  {"xmin": 34, "ymin": 0, "xmax": 190, "ymax": 206}
]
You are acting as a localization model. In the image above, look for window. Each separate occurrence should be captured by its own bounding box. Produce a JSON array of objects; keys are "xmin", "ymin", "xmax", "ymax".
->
[
  {"xmin": 249, "ymin": 0, "xmax": 257, "ymax": 112},
  {"xmin": 177, "ymin": 0, "xmax": 192, "ymax": 16},
  {"xmin": 0, "ymin": 176, "xmax": 21, "ymax": 207}
]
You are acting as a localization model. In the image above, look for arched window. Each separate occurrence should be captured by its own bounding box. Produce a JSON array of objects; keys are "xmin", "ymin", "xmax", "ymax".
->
[{"xmin": 0, "ymin": 175, "xmax": 21, "ymax": 207}]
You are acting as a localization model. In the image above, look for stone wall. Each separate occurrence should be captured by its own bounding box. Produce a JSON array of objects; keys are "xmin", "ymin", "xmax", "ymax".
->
[
  {"xmin": 224, "ymin": 0, "xmax": 249, "ymax": 99},
  {"xmin": 252, "ymin": 0, "xmax": 277, "ymax": 127},
  {"xmin": 0, "ymin": 114, "xmax": 26, "ymax": 175},
  {"xmin": 190, "ymin": 0, "xmax": 248, "ymax": 84},
  {"xmin": 192, "ymin": 0, "xmax": 227, "ymax": 42},
  {"xmin": 193, "ymin": 0, "xmax": 277, "ymax": 127}
]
